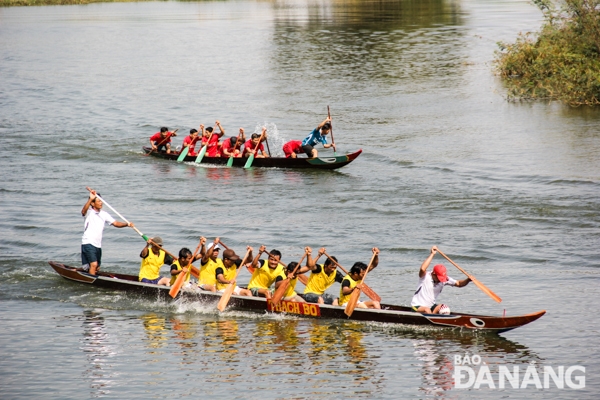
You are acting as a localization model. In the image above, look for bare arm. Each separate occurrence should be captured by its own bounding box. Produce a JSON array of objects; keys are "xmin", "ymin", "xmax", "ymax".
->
[
  {"xmin": 251, "ymin": 245, "xmax": 266, "ymax": 268},
  {"xmin": 419, "ymin": 246, "xmax": 438, "ymax": 278},
  {"xmin": 368, "ymin": 247, "xmax": 380, "ymax": 272},
  {"xmin": 306, "ymin": 247, "xmax": 321, "ymax": 271},
  {"xmin": 81, "ymin": 190, "xmax": 96, "ymax": 216}
]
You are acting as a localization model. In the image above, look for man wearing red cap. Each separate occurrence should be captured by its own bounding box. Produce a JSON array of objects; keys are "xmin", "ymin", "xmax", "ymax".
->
[{"xmin": 411, "ymin": 246, "xmax": 471, "ymax": 314}]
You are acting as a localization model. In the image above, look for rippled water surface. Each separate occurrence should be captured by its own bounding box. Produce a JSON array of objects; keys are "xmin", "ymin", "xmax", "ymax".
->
[{"xmin": 1, "ymin": 0, "xmax": 599, "ymax": 398}]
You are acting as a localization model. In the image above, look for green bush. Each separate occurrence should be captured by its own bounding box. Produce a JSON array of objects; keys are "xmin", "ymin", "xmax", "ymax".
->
[{"xmin": 496, "ymin": 0, "xmax": 600, "ymax": 106}]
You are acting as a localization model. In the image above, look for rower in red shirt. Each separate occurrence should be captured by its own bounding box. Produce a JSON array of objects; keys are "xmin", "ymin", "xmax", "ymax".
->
[
  {"xmin": 221, "ymin": 128, "xmax": 247, "ymax": 158},
  {"xmin": 242, "ymin": 128, "xmax": 269, "ymax": 158},
  {"xmin": 182, "ymin": 129, "xmax": 200, "ymax": 156},
  {"xmin": 282, "ymin": 140, "xmax": 304, "ymax": 158},
  {"xmin": 150, "ymin": 127, "xmax": 177, "ymax": 154},
  {"xmin": 200, "ymin": 121, "xmax": 225, "ymax": 157}
]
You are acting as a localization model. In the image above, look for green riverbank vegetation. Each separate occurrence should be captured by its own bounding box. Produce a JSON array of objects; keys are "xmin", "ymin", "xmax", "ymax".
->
[
  {"xmin": 496, "ymin": 0, "xmax": 600, "ymax": 106},
  {"xmin": 1, "ymin": 0, "xmax": 146, "ymax": 6}
]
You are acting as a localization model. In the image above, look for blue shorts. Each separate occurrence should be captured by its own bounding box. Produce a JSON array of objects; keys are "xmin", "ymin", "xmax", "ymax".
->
[
  {"xmin": 141, "ymin": 278, "xmax": 161, "ymax": 284},
  {"xmin": 81, "ymin": 244, "xmax": 102, "ymax": 266}
]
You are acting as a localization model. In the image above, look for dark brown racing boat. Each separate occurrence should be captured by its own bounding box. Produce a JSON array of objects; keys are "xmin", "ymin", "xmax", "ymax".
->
[
  {"xmin": 142, "ymin": 146, "xmax": 362, "ymax": 170},
  {"xmin": 48, "ymin": 261, "xmax": 545, "ymax": 334}
]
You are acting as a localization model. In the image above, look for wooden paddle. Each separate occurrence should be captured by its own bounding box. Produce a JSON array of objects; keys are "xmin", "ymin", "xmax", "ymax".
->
[
  {"xmin": 323, "ymin": 251, "xmax": 381, "ymax": 302},
  {"xmin": 271, "ymin": 252, "xmax": 308, "ymax": 306},
  {"xmin": 169, "ymin": 243, "xmax": 202, "ymax": 298},
  {"xmin": 217, "ymin": 248, "xmax": 252, "ymax": 311},
  {"xmin": 327, "ymin": 105, "xmax": 336, "ymax": 156},
  {"xmin": 244, "ymin": 129, "xmax": 266, "ymax": 169},
  {"xmin": 345, "ymin": 251, "xmax": 377, "ymax": 317},
  {"xmin": 146, "ymin": 128, "xmax": 178, "ymax": 157},
  {"xmin": 176, "ymin": 146, "xmax": 190, "ymax": 162},
  {"xmin": 195, "ymin": 129, "xmax": 214, "ymax": 164},
  {"xmin": 265, "ymin": 137, "xmax": 272, "ymax": 157},
  {"xmin": 226, "ymin": 134, "xmax": 242, "ymax": 167},
  {"xmin": 436, "ymin": 248, "xmax": 502, "ymax": 303}
]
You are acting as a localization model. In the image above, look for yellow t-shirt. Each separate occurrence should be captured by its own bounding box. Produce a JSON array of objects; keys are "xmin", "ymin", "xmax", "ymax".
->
[
  {"xmin": 169, "ymin": 260, "xmax": 192, "ymax": 286},
  {"xmin": 216, "ymin": 263, "xmax": 238, "ymax": 291},
  {"xmin": 199, "ymin": 257, "xmax": 222, "ymax": 286},
  {"xmin": 304, "ymin": 264, "xmax": 339, "ymax": 295},
  {"xmin": 248, "ymin": 260, "xmax": 285, "ymax": 290},
  {"xmin": 283, "ymin": 276, "xmax": 298, "ymax": 298},
  {"xmin": 339, "ymin": 275, "xmax": 360, "ymax": 305},
  {"xmin": 139, "ymin": 248, "xmax": 167, "ymax": 281}
]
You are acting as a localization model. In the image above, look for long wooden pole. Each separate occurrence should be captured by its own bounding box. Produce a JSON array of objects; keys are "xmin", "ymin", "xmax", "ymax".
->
[{"xmin": 344, "ymin": 251, "xmax": 377, "ymax": 317}]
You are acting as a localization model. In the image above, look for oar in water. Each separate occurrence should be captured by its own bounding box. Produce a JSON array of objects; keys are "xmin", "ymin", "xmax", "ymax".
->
[
  {"xmin": 344, "ymin": 251, "xmax": 378, "ymax": 317},
  {"xmin": 217, "ymin": 248, "xmax": 252, "ymax": 312},
  {"xmin": 244, "ymin": 129, "xmax": 266, "ymax": 169},
  {"xmin": 436, "ymin": 248, "xmax": 502, "ymax": 303},
  {"xmin": 323, "ymin": 251, "xmax": 381, "ymax": 302},
  {"xmin": 146, "ymin": 128, "xmax": 178, "ymax": 157},
  {"xmin": 226, "ymin": 133, "xmax": 242, "ymax": 167},
  {"xmin": 271, "ymin": 251, "xmax": 309, "ymax": 306},
  {"xmin": 327, "ymin": 105, "xmax": 337, "ymax": 156},
  {"xmin": 177, "ymin": 146, "xmax": 190, "ymax": 162},
  {"xmin": 195, "ymin": 130, "xmax": 214, "ymax": 164},
  {"xmin": 169, "ymin": 242, "xmax": 202, "ymax": 298}
]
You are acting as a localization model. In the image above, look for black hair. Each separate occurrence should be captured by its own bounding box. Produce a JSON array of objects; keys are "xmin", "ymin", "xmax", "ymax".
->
[
  {"xmin": 322, "ymin": 123, "xmax": 331, "ymax": 131},
  {"xmin": 270, "ymin": 249, "xmax": 282, "ymax": 258},
  {"xmin": 287, "ymin": 261, "xmax": 298, "ymax": 272},
  {"xmin": 179, "ymin": 247, "xmax": 192, "ymax": 259},
  {"xmin": 190, "ymin": 129, "xmax": 198, "ymax": 134},
  {"xmin": 350, "ymin": 262, "xmax": 367, "ymax": 275},
  {"xmin": 324, "ymin": 256, "xmax": 337, "ymax": 268},
  {"xmin": 160, "ymin": 127, "xmax": 168, "ymax": 133},
  {"xmin": 206, "ymin": 127, "xmax": 214, "ymax": 133},
  {"xmin": 251, "ymin": 133, "xmax": 260, "ymax": 140}
]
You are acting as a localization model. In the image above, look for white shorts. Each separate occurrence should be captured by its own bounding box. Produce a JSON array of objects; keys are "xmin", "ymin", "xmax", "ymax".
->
[{"xmin": 218, "ymin": 286, "xmax": 242, "ymax": 295}]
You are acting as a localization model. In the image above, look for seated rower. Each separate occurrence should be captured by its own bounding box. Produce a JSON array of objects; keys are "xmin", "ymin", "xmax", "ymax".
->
[
  {"xmin": 281, "ymin": 256, "xmax": 310, "ymax": 303},
  {"xmin": 411, "ymin": 246, "xmax": 471, "ymax": 314},
  {"xmin": 182, "ymin": 129, "xmax": 200, "ymax": 156},
  {"xmin": 215, "ymin": 247, "xmax": 253, "ymax": 297},
  {"xmin": 282, "ymin": 140, "xmax": 305, "ymax": 158},
  {"xmin": 150, "ymin": 127, "xmax": 177, "ymax": 154},
  {"xmin": 247, "ymin": 245, "xmax": 286, "ymax": 298},
  {"xmin": 200, "ymin": 121, "xmax": 225, "ymax": 157},
  {"xmin": 301, "ymin": 116, "xmax": 336, "ymax": 158},
  {"xmin": 198, "ymin": 237, "xmax": 222, "ymax": 292},
  {"xmin": 139, "ymin": 236, "xmax": 173, "ymax": 286},
  {"xmin": 242, "ymin": 129, "xmax": 269, "ymax": 158},
  {"xmin": 302, "ymin": 247, "xmax": 344, "ymax": 305},
  {"xmin": 338, "ymin": 259, "xmax": 381, "ymax": 309},
  {"xmin": 221, "ymin": 128, "xmax": 246, "ymax": 158},
  {"xmin": 170, "ymin": 247, "xmax": 198, "ymax": 287}
]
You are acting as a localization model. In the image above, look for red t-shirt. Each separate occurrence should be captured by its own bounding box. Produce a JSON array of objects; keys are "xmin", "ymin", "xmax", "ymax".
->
[
  {"xmin": 242, "ymin": 140, "xmax": 264, "ymax": 157},
  {"xmin": 221, "ymin": 137, "xmax": 242, "ymax": 157},
  {"xmin": 183, "ymin": 135, "xmax": 200, "ymax": 156},
  {"xmin": 201, "ymin": 135, "xmax": 221, "ymax": 157},
  {"xmin": 150, "ymin": 132, "xmax": 172, "ymax": 144},
  {"xmin": 283, "ymin": 140, "xmax": 303, "ymax": 158}
]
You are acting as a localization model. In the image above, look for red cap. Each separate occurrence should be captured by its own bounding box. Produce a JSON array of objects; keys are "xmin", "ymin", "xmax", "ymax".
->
[{"xmin": 432, "ymin": 264, "xmax": 448, "ymax": 282}]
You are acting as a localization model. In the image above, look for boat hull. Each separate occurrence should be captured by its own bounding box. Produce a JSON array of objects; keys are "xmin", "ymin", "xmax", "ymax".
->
[
  {"xmin": 48, "ymin": 262, "xmax": 545, "ymax": 334},
  {"xmin": 143, "ymin": 146, "xmax": 362, "ymax": 170}
]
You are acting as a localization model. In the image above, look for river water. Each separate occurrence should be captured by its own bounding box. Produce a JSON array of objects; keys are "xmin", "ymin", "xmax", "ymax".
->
[{"xmin": 1, "ymin": 0, "xmax": 599, "ymax": 398}]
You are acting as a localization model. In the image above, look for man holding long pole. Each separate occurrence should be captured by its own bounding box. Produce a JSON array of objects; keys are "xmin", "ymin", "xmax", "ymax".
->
[{"xmin": 81, "ymin": 188, "xmax": 133, "ymax": 276}]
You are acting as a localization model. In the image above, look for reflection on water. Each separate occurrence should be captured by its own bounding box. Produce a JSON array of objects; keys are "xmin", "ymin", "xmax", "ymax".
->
[
  {"xmin": 81, "ymin": 310, "xmax": 116, "ymax": 397},
  {"xmin": 141, "ymin": 313, "xmax": 169, "ymax": 351}
]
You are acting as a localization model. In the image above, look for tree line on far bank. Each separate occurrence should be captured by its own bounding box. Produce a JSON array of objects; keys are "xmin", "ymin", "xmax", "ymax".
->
[{"xmin": 496, "ymin": 0, "xmax": 600, "ymax": 106}]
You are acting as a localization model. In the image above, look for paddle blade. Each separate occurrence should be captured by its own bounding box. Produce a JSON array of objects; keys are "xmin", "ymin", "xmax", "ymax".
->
[
  {"xmin": 169, "ymin": 271, "xmax": 186, "ymax": 298},
  {"xmin": 361, "ymin": 283, "xmax": 381, "ymax": 302},
  {"xmin": 244, "ymin": 154, "xmax": 255, "ymax": 169},
  {"xmin": 271, "ymin": 279, "xmax": 290, "ymax": 306},
  {"xmin": 195, "ymin": 145, "xmax": 208, "ymax": 163},
  {"xmin": 217, "ymin": 283, "xmax": 236, "ymax": 312},
  {"xmin": 344, "ymin": 288, "xmax": 361, "ymax": 317},
  {"xmin": 226, "ymin": 155, "xmax": 234, "ymax": 167},
  {"xmin": 176, "ymin": 147, "xmax": 190, "ymax": 162}
]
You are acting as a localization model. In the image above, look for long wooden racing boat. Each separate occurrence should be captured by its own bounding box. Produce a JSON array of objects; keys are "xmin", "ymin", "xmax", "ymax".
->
[
  {"xmin": 142, "ymin": 146, "xmax": 362, "ymax": 170},
  {"xmin": 48, "ymin": 262, "xmax": 545, "ymax": 334}
]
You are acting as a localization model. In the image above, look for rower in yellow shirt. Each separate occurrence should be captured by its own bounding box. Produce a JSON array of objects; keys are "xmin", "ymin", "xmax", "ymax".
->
[
  {"xmin": 303, "ymin": 247, "xmax": 344, "ymax": 305},
  {"xmin": 198, "ymin": 237, "xmax": 222, "ymax": 292},
  {"xmin": 215, "ymin": 247, "xmax": 253, "ymax": 296},
  {"xmin": 338, "ymin": 249, "xmax": 381, "ymax": 309},
  {"xmin": 138, "ymin": 236, "xmax": 172, "ymax": 286},
  {"xmin": 247, "ymin": 245, "xmax": 286, "ymax": 298}
]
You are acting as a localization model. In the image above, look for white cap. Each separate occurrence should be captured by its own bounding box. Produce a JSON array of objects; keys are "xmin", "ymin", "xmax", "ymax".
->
[{"xmin": 207, "ymin": 243, "xmax": 222, "ymax": 251}]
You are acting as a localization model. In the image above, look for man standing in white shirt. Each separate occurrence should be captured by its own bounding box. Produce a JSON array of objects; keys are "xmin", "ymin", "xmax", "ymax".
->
[
  {"xmin": 81, "ymin": 189, "xmax": 133, "ymax": 275},
  {"xmin": 411, "ymin": 246, "xmax": 471, "ymax": 314}
]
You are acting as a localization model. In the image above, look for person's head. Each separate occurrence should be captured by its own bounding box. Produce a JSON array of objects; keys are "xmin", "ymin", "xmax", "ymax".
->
[
  {"xmin": 222, "ymin": 249, "xmax": 240, "ymax": 268},
  {"xmin": 230, "ymin": 136, "xmax": 238, "ymax": 146},
  {"xmin": 150, "ymin": 236, "xmax": 163, "ymax": 251},
  {"xmin": 189, "ymin": 128, "xmax": 198, "ymax": 138},
  {"xmin": 160, "ymin": 127, "xmax": 169, "ymax": 134},
  {"xmin": 351, "ymin": 262, "xmax": 367, "ymax": 279},
  {"xmin": 208, "ymin": 243, "xmax": 222, "ymax": 260},
  {"xmin": 287, "ymin": 261, "xmax": 298, "ymax": 273},
  {"xmin": 268, "ymin": 249, "xmax": 282, "ymax": 269},
  {"xmin": 91, "ymin": 193, "xmax": 103, "ymax": 210},
  {"xmin": 321, "ymin": 123, "xmax": 331, "ymax": 134},
  {"xmin": 323, "ymin": 256, "xmax": 337, "ymax": 274},
  {"xmin": 178, "ymin": 247, "xmax": 193, "ymax": 266},
  {"xmin": 432, "ymin": 264, "xmax": 448, "ymax": 283},
  {"xmin": 205, "ymin": 126, "xmax": 214, "ymax": 136},
  {"xmin": 251, "ymin": 133, "xmax": 261, "ymax": 145}
]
